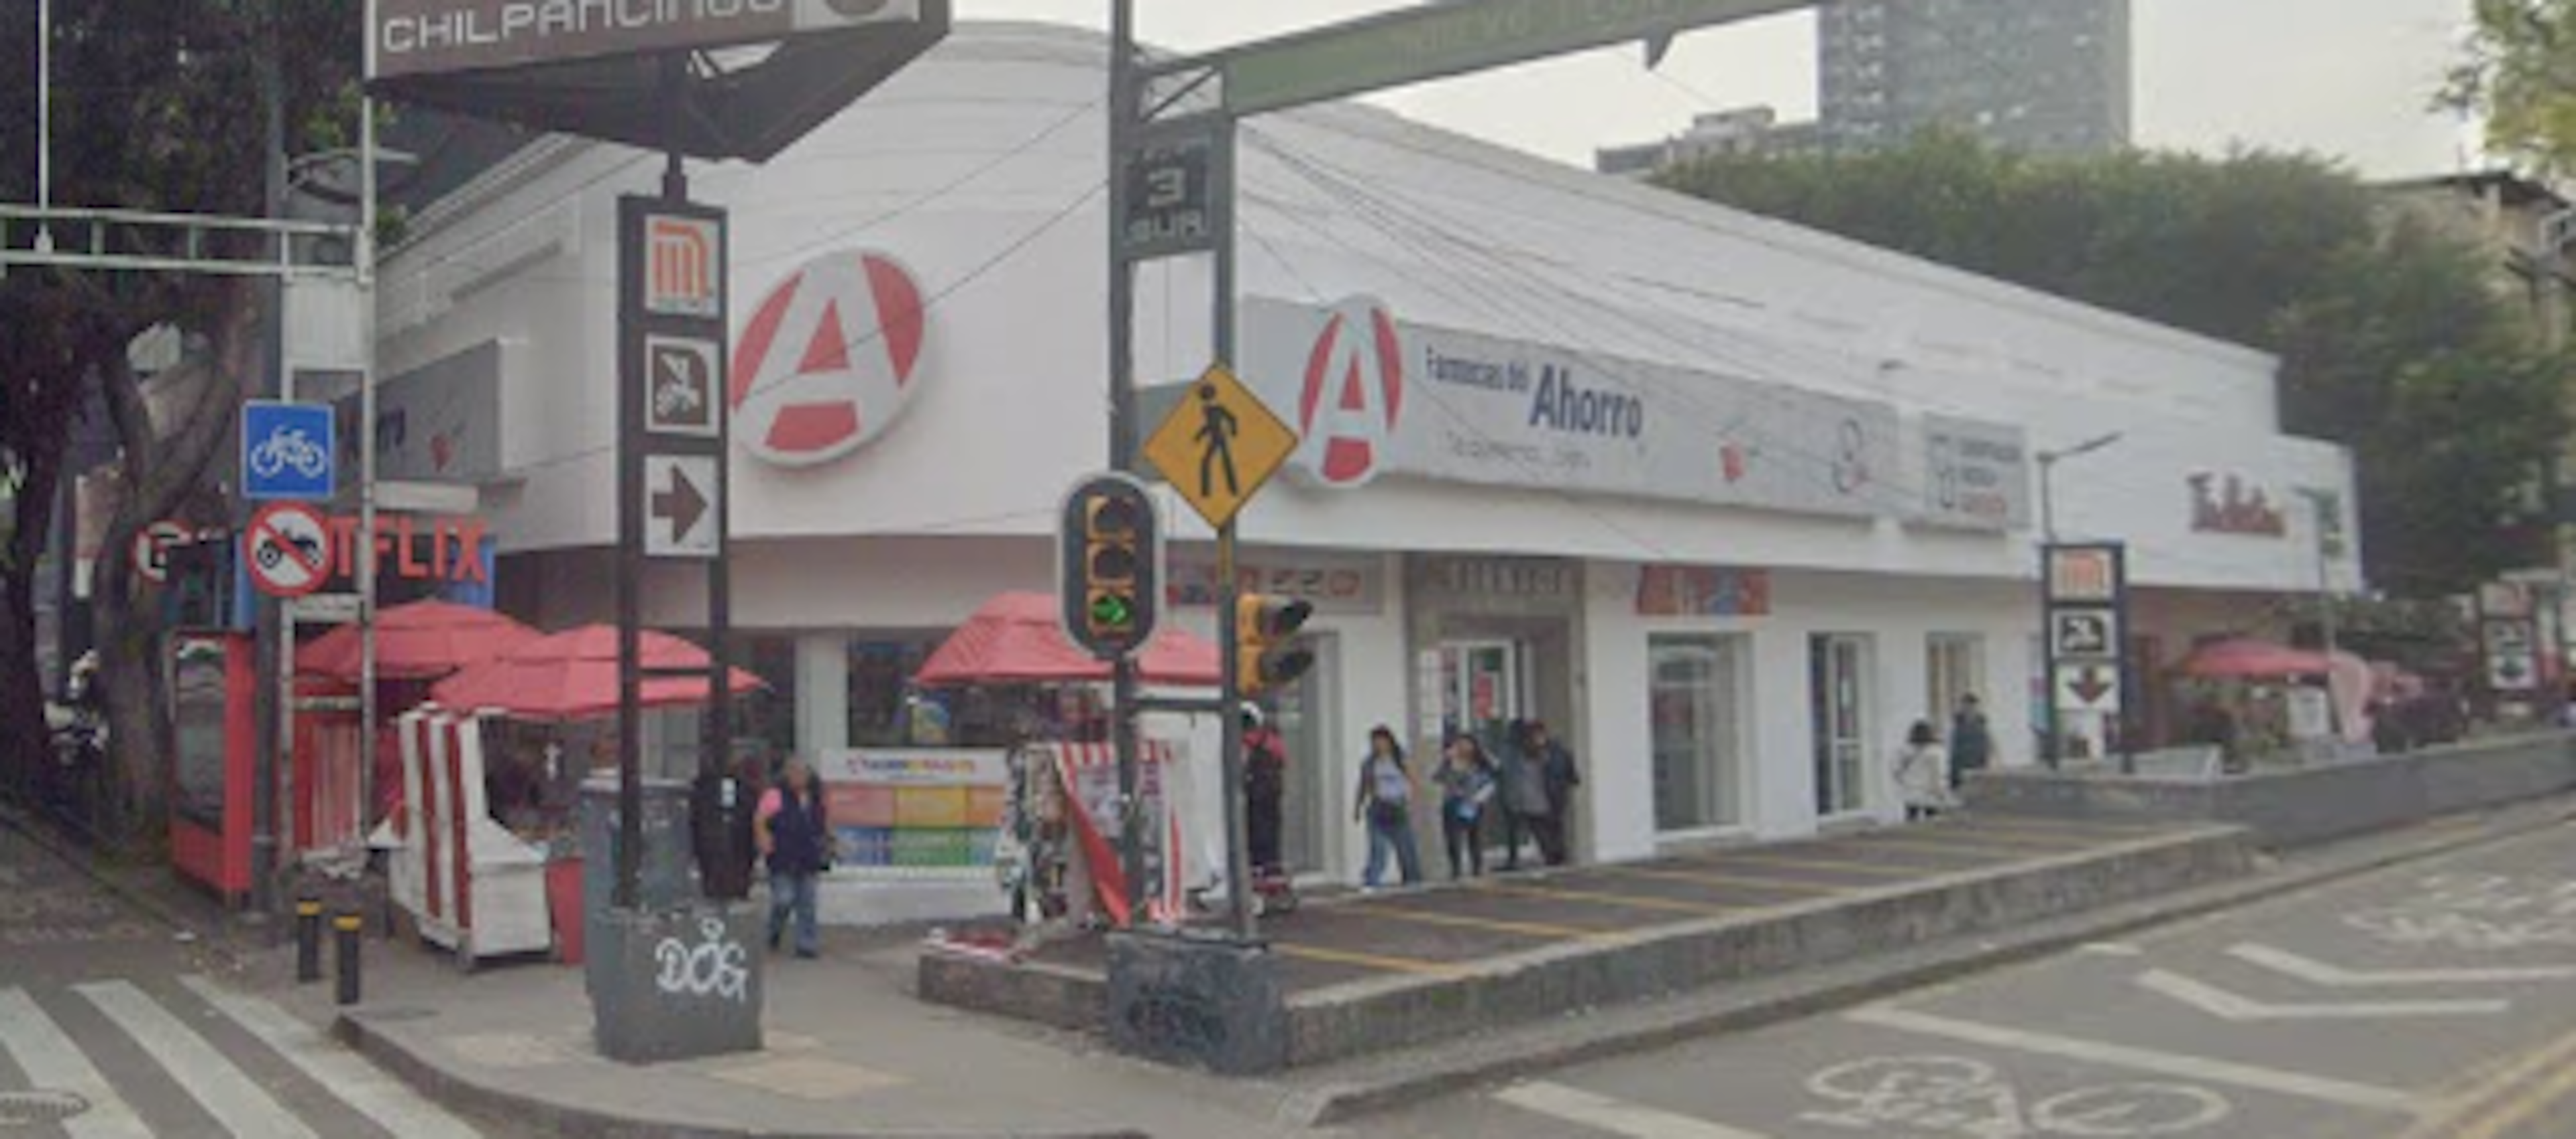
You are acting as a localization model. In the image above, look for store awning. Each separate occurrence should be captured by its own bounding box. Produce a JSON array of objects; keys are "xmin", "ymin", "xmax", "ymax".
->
[
  {"xmin": 913, "ymin": 592, "xmax": 1220, "ymax": 688},
  {"xmin": 429, "ymin": 625, "xmax": 762, "ymax": 721},
  {"xmin": 2178, "ymin": 637, "xmax": 2334, "ymax": 680},
  {"xmin": 297, "ymin": 599, "xmax": 542, "ymax": 682}
]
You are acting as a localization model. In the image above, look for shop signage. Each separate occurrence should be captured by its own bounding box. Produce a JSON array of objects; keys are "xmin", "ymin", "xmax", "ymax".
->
[
  {"xmin": 813, "ymin": 748, "xmax": 1009, "ymax": 871},
  {"xmin": 242, "ymin": 508, "xmax": 494, "ymax": 600},
  {"xmin": 1921, "ymin": 415, "xmax": 2030, "ymax": 531},
  {"xmin": 1167, "ymin": 549, "xmax": 1384, "ymax": 615},
  {"xmin": 2050, "ymin": 608, "xmax": 2118, "ymax": 658},
  {"xmin": 1421, "ymin": 556, "xmax": 1577, "ymax": 600},
  {"xmin": 355, "ymin": 341, "xmax": 503, "ymax": 484},
  {"xmin": 374, "ymin": 0, "xmax": 926, "ymax": 80},
  {"xmin": 2188, "ymin": 471, "xmax": 2287, "ymax": 537},
  {"xmin": 730, "ymin": 250, "xmax": 928, "ymax": 468},
  {"xmin": 1634, "ymin": 565, "xmax": 1771, "ymax": 617},
  {"xmin": 1242, "ymin": 296, "xmax": 1903, "ymax": 520}
]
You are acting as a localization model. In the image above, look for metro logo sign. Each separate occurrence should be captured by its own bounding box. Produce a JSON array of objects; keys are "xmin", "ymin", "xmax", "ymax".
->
[
  {"xmin": 645, "ymin": 217, "xmax": 722, "ymax": 319},
  {"xmin": 1295, "ymin": 296, "xmax": 1406, "ymax": 488}
]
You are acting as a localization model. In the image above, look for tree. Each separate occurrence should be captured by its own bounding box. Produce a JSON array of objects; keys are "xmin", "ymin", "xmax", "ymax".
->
[
  {"xmin": 2445, "ymin": 0, "xmax": 2576, "ymax": 176},
  {"xmin": 0, "ymin": 1, "xmax": 360, "ymax": 843},
  {"xmin": 1657, "ymin": 131, "xmax": 2569, "ymax": 597}
]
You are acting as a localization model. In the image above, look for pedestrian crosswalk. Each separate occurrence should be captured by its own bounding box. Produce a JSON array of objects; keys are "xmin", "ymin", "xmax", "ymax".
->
[{"xmin": 0, "ymin": 977, "xmax": 483, "ymax": 1138}]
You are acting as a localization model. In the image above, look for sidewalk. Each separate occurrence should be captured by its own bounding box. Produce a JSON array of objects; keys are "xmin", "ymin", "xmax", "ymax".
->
[
  {"xmin": 223, "ymin": 924, "xmax": 1299, "ymax": 1139},
  {"xmin": 204, "ymin": 796, "xmax": 2576, "ymax": 1138}
]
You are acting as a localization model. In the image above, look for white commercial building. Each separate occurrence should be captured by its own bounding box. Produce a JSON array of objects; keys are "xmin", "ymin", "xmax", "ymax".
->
[{"xmin": 376, "ymin": 23, "xmax": 2357, "ymax": 883}]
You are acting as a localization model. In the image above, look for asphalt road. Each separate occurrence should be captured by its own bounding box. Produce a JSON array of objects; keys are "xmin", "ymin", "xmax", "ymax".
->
[
  {"xmin": 0, "ymin": 822, "xmax": 506, "ymax": 1138},
  {"xmin": 1357, "ymin": 820, "xmax": 2576, "ymax": 1139}
]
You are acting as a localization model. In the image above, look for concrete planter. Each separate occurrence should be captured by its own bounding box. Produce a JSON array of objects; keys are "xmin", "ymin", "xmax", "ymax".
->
[{"xmin": 1964, "ymin": 732, "xmax": 2576, "ymax": 849}]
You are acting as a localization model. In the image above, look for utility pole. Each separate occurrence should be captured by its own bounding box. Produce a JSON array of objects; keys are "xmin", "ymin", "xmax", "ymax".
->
[
  {"xmin": 1106, "ymin": 0, "xmax": 1146, "ymax": 921},
  {"xmin": 250, "ymin": 0, "xmax": 287, "ymax": 918}
]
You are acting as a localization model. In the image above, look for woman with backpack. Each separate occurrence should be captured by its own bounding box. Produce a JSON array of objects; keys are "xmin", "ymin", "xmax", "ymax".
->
[{"xmin": 1352, "ymin": 726, "xmax": 1422, "ymax": 889}]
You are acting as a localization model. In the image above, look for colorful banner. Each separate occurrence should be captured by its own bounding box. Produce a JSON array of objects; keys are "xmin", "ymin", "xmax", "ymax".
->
[
  {"xmin": 816, "ymin": 748, "xmax": 1007, "ymax": 871},
  {"xmin": 1635, "ymin": 565, "xmax": 1772, "ymax": 616}
]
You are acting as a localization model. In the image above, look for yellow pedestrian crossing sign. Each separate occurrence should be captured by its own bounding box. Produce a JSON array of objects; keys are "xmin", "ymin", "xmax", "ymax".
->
[{"xmin": 1144, "ymin": 364, "xmax": 1299, "ymax": 529}]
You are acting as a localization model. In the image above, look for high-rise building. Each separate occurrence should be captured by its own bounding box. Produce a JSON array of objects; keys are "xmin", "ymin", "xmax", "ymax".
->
[{"xmin": 1818, "ymin": 0, "xmax": 2131, "ymax": 156}]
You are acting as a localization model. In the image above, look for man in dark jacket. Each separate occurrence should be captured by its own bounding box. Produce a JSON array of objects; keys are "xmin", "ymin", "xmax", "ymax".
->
[
  {"xmin": 1948, "ymin": 694, "xmax": 1994, "ymax": 790},
  {"xmin": 1243, "ymin": 704, "xmax": 1289, "ymax": 876},
  {"xmin": 1526, "ymin": 720, "xmax": 1580, "ymax": 867},
  {"xmin": 757, "ymin": 756, "xmax": 832, "ymax": 958}
]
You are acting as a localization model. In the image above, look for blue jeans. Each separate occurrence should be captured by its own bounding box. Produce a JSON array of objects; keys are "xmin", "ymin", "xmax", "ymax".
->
[
  {"xmin": 768, "ymin": 870, "xmax": 820, "ymax": 955},
  {"xmin": 1364, "ymin": 810, "xmax": 1422, "ymax": 887}
]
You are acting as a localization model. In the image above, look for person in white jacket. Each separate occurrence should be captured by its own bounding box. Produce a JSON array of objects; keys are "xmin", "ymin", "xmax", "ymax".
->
[{"xmin": 1894, "ymin": 720, "xmax": 1953, "ymax": 822}]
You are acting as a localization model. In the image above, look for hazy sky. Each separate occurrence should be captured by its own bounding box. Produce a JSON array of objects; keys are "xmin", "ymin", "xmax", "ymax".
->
[{"xmin": 966, "ymin": 0, "xmax": 2478, "ymax": 178}]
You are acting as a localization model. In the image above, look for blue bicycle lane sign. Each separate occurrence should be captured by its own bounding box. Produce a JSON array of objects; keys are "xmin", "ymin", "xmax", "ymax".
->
[{"xmin": 241, "ymin": 400, "xmax": 336, "ymax": 501}]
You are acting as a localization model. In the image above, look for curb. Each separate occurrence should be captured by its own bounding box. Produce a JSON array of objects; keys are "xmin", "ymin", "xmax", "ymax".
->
[
  {"xmin": 1281, "ymin": 803, "xmax": 2576, "ymax": 1128},
  {"xmin": 333, "ymin": 1011, "xmax": 1152, "ymax": 1139},
  {"xmin": 0, "ymin": 801, "xmax": 250, "ymax": 968}
]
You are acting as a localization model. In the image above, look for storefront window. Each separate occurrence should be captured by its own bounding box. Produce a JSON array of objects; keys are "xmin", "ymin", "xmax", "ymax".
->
[
  {"xmin": 741, "ymin": 635, "xmax": 798, "ymax": 761},
  {"xmin": 848, "ymin": 638, "xmax": 937, "ymax": 747},
  {"xmin": 1926, "ymin": 634, "xmax": 1984, "ymax": 727},
  {"xmin": 1650, "ymin": 635, "xmax": 1748, "ymax": 833},
  {"xmin": 1811, "ymin": 633, "xmax": 1873, "ymax": 816}
]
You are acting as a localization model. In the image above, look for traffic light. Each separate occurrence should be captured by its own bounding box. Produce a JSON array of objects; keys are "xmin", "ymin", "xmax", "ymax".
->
[
  {"xmin": 1059, "ymin": 474, "xmax": 1161, "ymax": 659},
  {"xmin": 1236, "ymin": 594, "xmax": 1316, "ymax": 697}
]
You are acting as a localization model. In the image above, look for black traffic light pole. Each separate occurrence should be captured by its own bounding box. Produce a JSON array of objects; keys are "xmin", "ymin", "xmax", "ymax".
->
[{"xmin": 1106, "ymin": 0, "xmax": 1149, "ymax": 927}]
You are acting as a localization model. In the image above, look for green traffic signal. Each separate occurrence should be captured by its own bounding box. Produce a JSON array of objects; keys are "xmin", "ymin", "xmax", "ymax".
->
[{"xmin": 1089, "ymin": 593, "xmax": 1135, "ymax": 629}]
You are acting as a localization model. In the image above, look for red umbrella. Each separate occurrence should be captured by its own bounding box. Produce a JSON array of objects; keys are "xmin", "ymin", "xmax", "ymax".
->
[
  {"xmin": 429, "ymin": 624, "xmax": 763, "ymax": 720},
  {"xmin": 2178, "ymin": 637, "xmax": 2333, "ymax": 680},
  {"xmin": 914, "ymin": 592, "xmax": 1220, "ymax": 688},
  {"xmin": 297, "ymin": 600, "xmax": 542, "ymax": 682}
]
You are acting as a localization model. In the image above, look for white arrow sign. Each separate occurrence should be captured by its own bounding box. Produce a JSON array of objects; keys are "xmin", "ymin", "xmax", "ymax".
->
[{"xmin": 2137, "ymin": 969, "xmax": 2509, "ymax": 1022}]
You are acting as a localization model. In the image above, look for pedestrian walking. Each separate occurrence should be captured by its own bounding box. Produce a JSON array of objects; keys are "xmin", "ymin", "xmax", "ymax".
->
[
  {"xmin": 1525, "ymin": 720, "xmax": 1581, "ymax": 867},
  {"xmin": 1243, "ymin": 704, "xmax": 1289, "ymax": 876},
  {"xmin": 757, "ymin": 756, "xmax": 834, "ymax": 959},
  {"xmin": 1435, "ymin": 734, "xmax": 1497, "ymax": 879},
  {"xmin": 1352, "ymin": 726, "xmax": 1422, "ymax": 889},
  {"xmin": 1947, "ymin": 694, "xmax": 1993, "ymax": 790},
  {"xmin": 1893, "ymin": 720, "xmax": 1952, "ymax": 822},
  {"xmin": 1496, "ymin": 718, "xmax": 1549, "ymax": 871}
]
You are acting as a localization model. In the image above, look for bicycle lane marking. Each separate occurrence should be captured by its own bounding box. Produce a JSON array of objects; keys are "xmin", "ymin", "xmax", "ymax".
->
[
  {"xmin": 1845, "ymin": 1005, "xmax": 2423, "ymax": 1115},
  {"xmin": 1497, "ymin": 1081, "xmax": 1777, "ymax": 1139}
]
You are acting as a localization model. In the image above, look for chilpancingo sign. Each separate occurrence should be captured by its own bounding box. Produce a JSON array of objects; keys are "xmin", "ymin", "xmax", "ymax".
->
[{"xmin": 376, "ymin": 0, "xmax": 923, "ymax": 79}]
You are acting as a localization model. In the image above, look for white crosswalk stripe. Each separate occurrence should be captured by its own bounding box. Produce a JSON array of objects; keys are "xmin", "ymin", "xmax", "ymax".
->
[
  {"xmin": 73, "ymin": 979, "xmax": 323, "ymax": 1139},
  {"xmin": 178, "ymin": 974, "xmax": 482, "ymax": 1139},
  {"xmin": 0, "ymin": 987, "xmax": 153, "ymax": 1139}
]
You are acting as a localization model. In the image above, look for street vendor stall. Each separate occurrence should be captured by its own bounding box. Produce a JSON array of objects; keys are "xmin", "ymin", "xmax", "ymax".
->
[
  {"xmin": 905, "ymin": 592, "xmax": 1219, "ymax": 931},
  {"xmin": 371, "ymin": 624, "xmax": 761, "ymax": 968}
]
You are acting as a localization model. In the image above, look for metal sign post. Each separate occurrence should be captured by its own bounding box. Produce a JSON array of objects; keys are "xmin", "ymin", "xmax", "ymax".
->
[{"xmin": 2043, "ymin": 543, "xmax": 2129, "ymax": 769}]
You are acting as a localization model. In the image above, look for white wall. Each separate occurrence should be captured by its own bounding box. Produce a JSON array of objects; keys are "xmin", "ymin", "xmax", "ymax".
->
[
  {"xmin": 381, "ymin": 23, "xmax": 2357, "ymax": 604},
  {"xmin": 1585, "ymin": 563, "xmax": 2031, "ymax": 849}
]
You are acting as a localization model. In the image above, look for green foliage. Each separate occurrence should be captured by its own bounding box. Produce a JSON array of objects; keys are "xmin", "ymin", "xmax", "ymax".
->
[
  {"xmin": 1656, "ymin": 131, "xmax": 2569, "ymax": 596},
  {"xmin": 2445, "ymin": 0, "xmax": 2576, "ymax": 176}
]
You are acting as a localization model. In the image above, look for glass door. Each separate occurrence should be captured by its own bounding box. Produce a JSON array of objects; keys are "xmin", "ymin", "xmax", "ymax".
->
[
  {"xmin": 1273, "ymin": 634, "xmax": 1336, "ymax": 874},
  {"xmin": 1651, "ymin": 635, "xmax": 1748, "ymax": 833},
  {"xmin": 1441, "ymin": 640, "xmax": 1523, "ymax": 752},
  {"xmin": 1810, "ymin": 634, "xmax": 1872, "ymax": 816}
]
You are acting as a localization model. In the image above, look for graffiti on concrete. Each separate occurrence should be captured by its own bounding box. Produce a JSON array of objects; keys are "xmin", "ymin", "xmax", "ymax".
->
[
  {"xmin": 1122, "ymin": 981, "xmax": 1228, "ymax": 1059},
  {"xmin": 653, "ymin": 916, "xmax": 750, "ymax": 1003}
]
